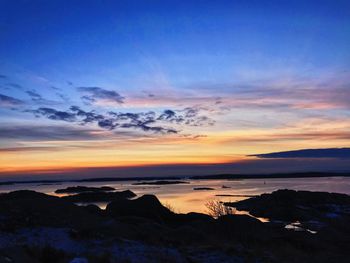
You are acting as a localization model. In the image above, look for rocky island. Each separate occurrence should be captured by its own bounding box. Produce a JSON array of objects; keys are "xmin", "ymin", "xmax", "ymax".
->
[
  {"xmin": 55, "ymin": 186, "xmax": 116, "ymax": 194},
  {"xmin": 132, "ymin": 180, "xmax": 189, "ymax": 186}
]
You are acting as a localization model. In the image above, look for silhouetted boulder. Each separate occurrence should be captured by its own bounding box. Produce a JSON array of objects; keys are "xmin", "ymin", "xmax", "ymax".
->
[
  {"xmin": 83, "ymin": 204, "xmax": 103, "ymax": 215},
  {"xmin": 106, "ymin": 194, "xmax": 174, "ymax": 221},
  {"xmin": 216, "ymin": 214, "xmax": 263, "ymax": 232},
  {"xmin": 55, "ymin": 186, "xmax": 115, "ymax": 194},
  {"xmin": 61, "ymin": 190, "xmax": 136, "ymax": 202},
  {"xmin": 213, "ymin": 214, "xmax": 267, "ymax": 241},
  {"xmin": 176, "ymin": 212, "xmax": 213, "ymax": 222},
  {"xmin": 0, "ymin": 190, "xmax": 103, "ymax": 230},
  {"xmin": 170, "ymin": 212, "xmax": 214, "ymax": 227}
]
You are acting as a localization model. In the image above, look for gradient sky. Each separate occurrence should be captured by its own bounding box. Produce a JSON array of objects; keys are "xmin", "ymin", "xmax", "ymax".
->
[{"xmin": 0, "ymin": 0, "xmax": 350, "ymax": 179}]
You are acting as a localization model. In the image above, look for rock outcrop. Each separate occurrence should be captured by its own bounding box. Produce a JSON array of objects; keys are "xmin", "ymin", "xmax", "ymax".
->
[{"xmin": 106, "ymin": 194, "xmax": 174, "ymax": 221}]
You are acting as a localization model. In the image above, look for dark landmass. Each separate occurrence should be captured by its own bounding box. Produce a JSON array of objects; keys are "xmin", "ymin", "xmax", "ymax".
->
[
  {"xmin": 190, "ymin": 171, "xmax": 350, "ymax": 180},
  {"xmin": 1, "ymin": 171, "xmax": 349, "ymax": 186},
  {"xmin": 55, "ymin": 186, "xmax": 116, "ymax": 194},
  {"xmin": 225, "ymin": 189, "xmax": 350, "ymax": 232},
  {"xmin": 221, "ymin": 185, "xmax": 231, "ymax": 188},
  {"xmin": 61, "ymin": 190, "xmax": 136, "ymax": 202},
  {"xmin": 0, "ymin": 189, "xmax": 349, "ymax": 262},
  {"xmin": 132, "ymin": 180, "xmax": 189, "ymax": 185},
  {"xmin": 216, "ymin": 194, "xmax": 257, "ymax": 197},
  {"xmin": 79, "ymin": 176, "xmax": 183, "ymax": 183},
  {"xmin": 193, "ymin": 187, "xmax": 215, "ymax": 191},
  {"xmin": 0, "ymin": 179, "xmax": 63, "ymax": 186}
]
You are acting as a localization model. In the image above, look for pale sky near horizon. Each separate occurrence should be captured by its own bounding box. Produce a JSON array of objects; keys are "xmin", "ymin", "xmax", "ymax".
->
[{"xmin": 0, "ymin": 0, "xmax": 350, "ymax": 178}]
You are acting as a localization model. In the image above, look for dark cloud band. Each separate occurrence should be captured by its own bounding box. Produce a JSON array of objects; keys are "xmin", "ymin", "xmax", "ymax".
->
[
  {"xmin": 251, "ymin": 148, "xmax": 350, "ymax": 159},
  {"xmin": 25, "ymin": 106, "xmax": 214, "ymax": 134}
]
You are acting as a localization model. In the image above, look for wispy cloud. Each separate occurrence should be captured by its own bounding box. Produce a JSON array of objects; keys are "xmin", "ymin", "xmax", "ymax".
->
[
  {"xmin": 0, "ymin": 146, "xmax": 63, "ymax": 153},
  {"xmin": 77, "ymin": 87, "xmax": 125, "ymax": 106},
  {"xmin": 27, "ymin": 107, "xmax": 77, "ymax": 122},
  {"xmin": 0, "ymin": 125, "xmax": 105, "ymax": 141},
  {"xmin": 164, "ymin": 74, "xmax": 350, "ymax": 112},
  {"xmin": 0, "ymin": 94, "xmax": 24, "ymax": 107},
  {"xmin": 50, "ymin": 86, "xmax": 61, "ymax": 91},
  {"xmin": 25, "ymin": 89, "xmax": 60, "ymax": 105},
  {"xmin": 5, "ymin": 83, "xmax": 24, "ymax": 90},
  {"xmin": 26, "ymin": 89, "xmax": 43, "ymax": 101},
  {"xmin": 56, "ymin": 92, "xmax": 70, "ymax": 102}
]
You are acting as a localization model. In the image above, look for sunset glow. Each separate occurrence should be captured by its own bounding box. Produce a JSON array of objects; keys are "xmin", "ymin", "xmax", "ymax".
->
[{"xmin": 0, "ymin": 1, "xmax": 349, "ymax": 179}]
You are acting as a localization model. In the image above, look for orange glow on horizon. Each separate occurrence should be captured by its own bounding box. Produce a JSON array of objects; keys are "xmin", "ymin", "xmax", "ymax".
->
[
  {"xmin": 1, "ymin": 118, "xmax": 349, "ymax": 176},
  {"xmin": 0, "ymin": 156, "xmax": 248, "ymax": 175}
]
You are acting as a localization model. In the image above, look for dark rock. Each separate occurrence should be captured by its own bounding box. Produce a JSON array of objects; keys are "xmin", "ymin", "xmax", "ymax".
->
[
  {"xmin": 216, "ymin": 214, "xmax": 263, "ymax": 229},
  {"xmin": 61, "ymin": 190, "xmax": 136, "ymax": 202},
  {"xmin": 0, "ymin": 190, "xmax": 103, "ymax": 230},
  {"xmin": 55, "ymin": 185, "xmax": 115, "ymax": 194},
  {"xmin": 172, "ymin": 212, "xmax": 214, "ymax": 225},
  {"xmin": 106, "ymin": 194, "xmax": 174, "ymax": 221},
  {"xmin": 225, "ymin": 189, "xmax": 350, "ymax": 223},
  {"xmin": 83, "ymin": 204, "xmax": 103, "ymax": 215},
  {"xmin": 216, "ymin": 194, "xmax": 256, "ymax": 197},
  {"xmin": 178, "ymin": 212, "xmax": 213, "ymax": 222}
]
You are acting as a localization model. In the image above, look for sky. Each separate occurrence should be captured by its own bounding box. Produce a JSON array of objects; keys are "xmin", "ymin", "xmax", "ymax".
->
[{"xmin": 0, "ymin": 0, "xmax": 350, "ymax": 179}]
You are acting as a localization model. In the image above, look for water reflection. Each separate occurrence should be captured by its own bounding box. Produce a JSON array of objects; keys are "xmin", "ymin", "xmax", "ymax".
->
[{"xmin": 285, "ymin": 221, "xmax": 317, "ymax": 234}]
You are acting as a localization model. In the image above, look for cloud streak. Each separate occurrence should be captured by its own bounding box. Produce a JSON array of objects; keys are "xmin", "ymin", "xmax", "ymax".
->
[
  {"xmin": 26, "ymin": 89, "xmax": 44, "ymax": 102},
  {"xmin": 0, "ymin": 125, "xmax": 105, "ymax": 141},
  {"xmin": 77, "ymin": 87, "xmax": 125, "ymax": 106},
  {"xmin": 5, "ymin": 83, "xmax": 24, "ymax": 90},
  {"xmin": 0, "ymin": 94, "xmax": 24, "ymax": 107}
]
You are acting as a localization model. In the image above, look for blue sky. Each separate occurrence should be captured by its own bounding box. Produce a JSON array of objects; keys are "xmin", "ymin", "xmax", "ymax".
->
[
  {"xmin": 0, "ymin": 0, "xmax": 350, "ymax": 177},
  {"xmin": 1, "ymin": 0, "xmax": 349, "ymax": 85}
]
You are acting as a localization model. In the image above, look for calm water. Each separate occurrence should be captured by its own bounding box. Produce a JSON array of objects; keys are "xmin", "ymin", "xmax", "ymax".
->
[{"xmin": 1, "ymin": 176, "xmax": 350, "ymax": 213}]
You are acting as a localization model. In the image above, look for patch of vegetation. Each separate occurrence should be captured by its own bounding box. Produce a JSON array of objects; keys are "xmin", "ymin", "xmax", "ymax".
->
[{"xmin": 205, "ymin": 199, "xmax": 235, "ymax": 218}]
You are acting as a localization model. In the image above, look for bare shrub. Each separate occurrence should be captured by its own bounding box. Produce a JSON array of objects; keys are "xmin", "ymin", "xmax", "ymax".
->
[
  {"xmin": 162, "ymin": 201, "xmax": 177, "ymax": 213},
  {"xmin": 205, "ymin": 199, "xmax": 235, "ymax": 218}
]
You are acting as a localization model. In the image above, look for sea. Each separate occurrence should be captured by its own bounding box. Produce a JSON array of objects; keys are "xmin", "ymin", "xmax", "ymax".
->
[{"xmin": 1, "ymin": 176, "xmax": 350, "ymax": 214}]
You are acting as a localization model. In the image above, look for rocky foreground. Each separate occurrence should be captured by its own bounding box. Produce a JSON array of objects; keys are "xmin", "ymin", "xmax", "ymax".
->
[{"xmin": 0, "ymin": 189, "xmax": 349, "ymax": 263}]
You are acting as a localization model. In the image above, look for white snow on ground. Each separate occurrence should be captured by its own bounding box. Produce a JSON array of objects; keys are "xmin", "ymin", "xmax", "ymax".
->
[{"xmin": 0, "ymin": 227, "xmax": 243, "ymax": 262}]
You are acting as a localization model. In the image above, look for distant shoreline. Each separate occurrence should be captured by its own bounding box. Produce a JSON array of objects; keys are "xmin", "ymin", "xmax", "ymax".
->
[{"xmin": 0, "ymin": 171, "xmax": 349, "ymax": 186}]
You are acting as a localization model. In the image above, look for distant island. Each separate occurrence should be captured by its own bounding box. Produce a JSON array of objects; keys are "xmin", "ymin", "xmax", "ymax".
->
[
  {"xmin": 132, "ymin": 180, "xmax": 189, "ymax": 185},
  {"xmin": 1, "ymin": 171, "xmax": 349, "ymax": 186}
]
